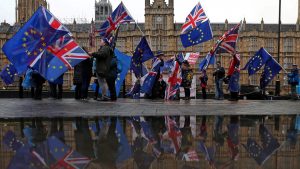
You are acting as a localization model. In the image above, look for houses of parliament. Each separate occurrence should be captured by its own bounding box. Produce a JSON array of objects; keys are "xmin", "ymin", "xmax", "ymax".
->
[{"xmin": 0, "ymin": 0, "xmax": 300, "ymax": 94}]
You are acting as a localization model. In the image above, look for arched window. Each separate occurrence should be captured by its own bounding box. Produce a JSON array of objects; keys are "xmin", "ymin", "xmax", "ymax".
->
[
  {"xmin": 100, "ymin": 6, "xmax": 104, "ymax": 15},
  {"xmin": 105, "ymin": 6, "xmax": 108, "ymax": 15}
]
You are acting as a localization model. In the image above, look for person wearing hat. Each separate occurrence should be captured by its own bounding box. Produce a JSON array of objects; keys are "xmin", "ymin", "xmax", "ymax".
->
[
  {"xmin": 151, "ymin": 50, "xmax": 165, "ymax": 99},
  {"xmin": 180, "ymin": 60, "xmax": 194, "ymax": 100},
  {"xmin": 288, "ymin": 64, "xmax": 299, "ymax": 100},
  {"xmin": 92, "ymin": 38, "xmax": 113, "ymax": 101}
]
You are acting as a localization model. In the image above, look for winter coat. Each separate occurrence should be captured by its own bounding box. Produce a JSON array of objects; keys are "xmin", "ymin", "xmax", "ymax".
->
[
  {"xmin": 92, "ymin": 45, "xmax": 113, "ymax": 78},
  {"xmin": 81, "ymin": 58, "xmax": 93, "ymax": 78},
  {"xmin": 73, "ymin": 64, "xmax": 82, "ymax": 85},
  {"xmin": 200, "ymin": 75, "xmax": 208, "ymax": 88},
  {"xmin": 288, "ymin": 68, "xmax": 299, "ymax": 86},
  {"xmin": 181, "ymin": 68, "xmax": 193, "ymax": 88}
]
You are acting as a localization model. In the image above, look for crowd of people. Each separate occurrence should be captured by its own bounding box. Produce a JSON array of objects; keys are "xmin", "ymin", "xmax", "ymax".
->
[{"xmin": 17, "ymin": 38, "xmax": 299, "ymax": 101}]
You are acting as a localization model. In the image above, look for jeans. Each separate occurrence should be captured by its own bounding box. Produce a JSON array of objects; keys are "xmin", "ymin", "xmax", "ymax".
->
[
  {"xmin": 215, "ymin": 78, "xmax": 224, "ymax": 99},
  {"xmin": 96, "ymin": 74, "xmax": 108, "ymax": 99}
]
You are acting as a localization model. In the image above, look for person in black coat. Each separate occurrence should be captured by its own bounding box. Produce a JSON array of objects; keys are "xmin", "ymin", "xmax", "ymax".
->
[
  {"xmin": 92, "ymin": 38, "xmax": 112, "ymax": 101},
  {"xmin": 31, "ymin": 71, "xmax": 45, "ymax": 100},
  {"xmin": 180, "ymin": 60, "xmax": 193, "ymax": 100},
  {"xmin": 73, "ymin": 64, "xmax": 82, "ymax": 100},
  {"xmin": 151, "ymin": 51, "xmax": 164, "ymax": 99},
  {"xmin": 81, "ymin": 47, "xmax": 93, "ymax": 100}
]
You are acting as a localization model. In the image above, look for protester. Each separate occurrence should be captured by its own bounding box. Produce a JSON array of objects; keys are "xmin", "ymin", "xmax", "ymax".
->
[
  {"xmin": 227, "ymin": 53, "xmax": 241, "ymax": 101},
  {"xmin": 228, "ymin": 67, "xmax": 240, "ymax": 101},
  {"xmin": 105, "ymin": 48, "xmax": 119, "ymax": 101},
  {"xmin": 92, "ymin": 38, "xmax": 112, "ymax": 101},
  {"xmin": 49, "ymin": 74, "xmax": 63, "ymax": 99},
  {"xmin": 199, "ymin": 70, "xmax": 208, "ymax": 99},
  {"xmin": 180, "ymin": 60, "xmax": 193, "ymax": 100},
  {"xmin": 288, "ymin": 64, "xmax": 299, "ymax": 100},
  {"xmin": 73, "ymin": 63, "xmax": 82, "ymax": 100},
  {"xmin": 152, "ymin": 74, "xmax": 167, "ymax": 99},
  {"xmin": 81, "ymin": 47, "xmax": 93, "ymax": 100},
  {"xmin": 31, "ymin": 70, "xmax": 45, "ymax": 100},
  {"xmin": 151, "ymin": 50, "xmax": 165, "ymax": 99},
  {"xmin": 213, "ymin": 61, "xmax": 225, "ymax": 100}
]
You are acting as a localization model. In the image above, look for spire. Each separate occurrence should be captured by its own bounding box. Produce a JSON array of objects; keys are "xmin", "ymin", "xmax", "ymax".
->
[
  {"xmin": 261, "ymin": 18, "xmax": 264, "ymax": 31},
  {"xmin": 243, "ymin": 17, "xmax": 246, "ymax": 31},
  {"xmin": 225, "ymin": 19, "xmax": 228, "ymax": 30}
]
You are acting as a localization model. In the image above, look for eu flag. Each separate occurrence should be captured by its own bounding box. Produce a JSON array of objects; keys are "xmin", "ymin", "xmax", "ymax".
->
[
  {"xmin": 2, "ymin": 6, "xmax": 68, "ymax": 74},
  {"xmin": 131, "ymin": 37, "xmax": 154, "ymax": 77},
  {"xmin": 0, "ymin": 63, "xmax": 17, "ymax": 85},
  {"xmin": 115, "ymin": 118, "xmax": 132, "ymax": 164},
  {"xmin": 259, "ymin": 124, "xmax": 281, "ymax": 156},
  {"xmin": 180, "ymin": 20, "xmax": 213, "ymax": 48},
  {"xmin": 243, "ymin": 48, "xmax": 272, "ymax": 76},
  {"xmin": 141, "ymin": 59, "xmax": 162, "ymax": 95},
  {"xmin": 114, "ymin": 48, "xmax": 131, "ymax": 97},
  {"xmin": 260, "ymin": 57, "xmax": 282, "ymax": 89},
  {"xmin": 243, "ymin": 138, "xmax": 267, "ymax": 166}
]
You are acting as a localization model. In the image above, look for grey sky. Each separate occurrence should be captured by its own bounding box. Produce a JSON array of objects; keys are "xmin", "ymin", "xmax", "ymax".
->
[{"xmin": 0, "ymin": 0, "xmax": 298, "ymax": 24}]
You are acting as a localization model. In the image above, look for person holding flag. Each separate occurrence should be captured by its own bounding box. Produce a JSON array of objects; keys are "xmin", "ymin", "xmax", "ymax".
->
[
  {"xmin": 199, "ymin": 70, "xmax": 208, "ymax": 100},
  {"xmin": 213, "ymin": 61, "xmax": 225, "ymax": 100},
  {"xmin": 227, "ymin": 53, "xmax": 241, "ymax": 101},
  {"xmin": 92, "ymin": 38, "xmax": 113, "ymax": 101},
  {"xmin": 177, "ymin": 59, "xmax": 193, "ymax": 100}
]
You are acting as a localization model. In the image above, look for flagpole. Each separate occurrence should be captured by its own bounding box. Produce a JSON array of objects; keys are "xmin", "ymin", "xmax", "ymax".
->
[
  {"xmin": 135, "ymin": 22, "xmax": 145, "ymax": 36},
  {"xmin": 275, "ymin": 0, "xmax": 281, "ymax": 96}
]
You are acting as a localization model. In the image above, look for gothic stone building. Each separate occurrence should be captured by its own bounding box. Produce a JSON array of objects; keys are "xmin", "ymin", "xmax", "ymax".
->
[{"xmin": 1, "ymin": 0, "xmax": 300, "ymax": 94}]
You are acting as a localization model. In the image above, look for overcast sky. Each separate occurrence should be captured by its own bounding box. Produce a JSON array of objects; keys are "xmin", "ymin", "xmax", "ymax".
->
[{"xmin": 0, "ymin": 0, "xmax": 298, "ymax": 24}]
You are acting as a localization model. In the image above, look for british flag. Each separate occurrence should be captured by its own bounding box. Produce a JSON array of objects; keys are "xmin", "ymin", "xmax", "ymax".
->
[
  {"xmin": 42, "ymin": 6, "xmax": 70, "ymax": 33},
  {"xmin": 165, "ymin": 61, "xmax": 182, "ymax": 100},
  {"xmin": 181, "ymin": 2, "xmax": 208, "ymax": 34},
  {"xmin": 98, "ymin": 2, "xmax": 135, "ymax": 37},
  {"xmin": 183, "ymin": 150, "xmax": 199, "ymax": 161},
  {"xmin": 30, "ymin": 34, "xmax": 89, "ymax": 81},
  {"xmin": 213, "ymin": 23, "xmax": 240, "ymax": 55},
  {"xmin": 165, "ymin": 116, "xmax": 182, "ymax": 154},
  {"xmin": 48, "ymin": 136, "xmax": 90, "ymax": 169}
]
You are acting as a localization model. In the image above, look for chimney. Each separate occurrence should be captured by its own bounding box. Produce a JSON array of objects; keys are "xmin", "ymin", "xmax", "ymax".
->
[
  {"xmin": 242, "ymin": 17, "xmax": 246, "ymax": 31},
  {"xmin": 225, "ymin": 19, "xmax": 228, "ymax": 30},
  {"xmin": 260, "ymin": 18, "xmax": 264, "ymax": 31}
]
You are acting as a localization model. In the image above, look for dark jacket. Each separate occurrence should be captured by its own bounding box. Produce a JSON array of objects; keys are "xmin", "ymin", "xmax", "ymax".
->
[
  {"xmin": 81, "ymin": 58, "xmax": 93, "ymax": 78},
  {"xmin": 92, "ymin": 45, "xmax": 113, "ymax": 77},
  {"xmin": 200, "ymin": 75, "xmax": 208, "ymax": 88},
  {"xmin": 213, "ymin": 67, "xmax": 225, "ymax": 80},
  {"xmin": 73, "ymin": 64, "xmax": 82, "ymax": 85}
]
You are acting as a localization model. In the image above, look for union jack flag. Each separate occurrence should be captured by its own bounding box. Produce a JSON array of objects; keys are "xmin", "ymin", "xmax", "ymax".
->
[
  {"xmin": 183, "ymin": 150, "xmax": 199, "ymax": 161},
  {"xmin": 42, "ymin": 6, "xmax": 70, "ymax": 33},
  {"xmin": 165, "ymin": 116, "xmax": 182, "ymax": 154},
  {"xmin": 98, "ymin": 2, "xmax": 135, "ymax": 37},
  {"xmin": 181, "ymin": 2, "xmax": 208, "ymax": 34},
  {"xmin": 48, "ymin": 136, "xmax": 90, "ymax": 169},
  {"xmin": 213, "ymin": 23, "xmax": 240, "ymax": 55},
  {"xmin": 30, "ymin": 34, "xmax": 89, "ymax": 81},
  {"xmin": 165, "ymin": 61, "xmax": 182, "ymax": 100}
]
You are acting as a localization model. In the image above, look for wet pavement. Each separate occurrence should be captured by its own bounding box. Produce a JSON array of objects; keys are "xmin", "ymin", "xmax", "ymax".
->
[{"xmin": 0, "ymin": 98, "xmax": 299, "ymax": 118}]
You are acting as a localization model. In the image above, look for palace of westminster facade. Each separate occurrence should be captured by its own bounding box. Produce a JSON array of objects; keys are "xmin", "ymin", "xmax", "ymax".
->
[{"xmin": 0, "ymin": 0, "xmax": 300, "ymax": 94}]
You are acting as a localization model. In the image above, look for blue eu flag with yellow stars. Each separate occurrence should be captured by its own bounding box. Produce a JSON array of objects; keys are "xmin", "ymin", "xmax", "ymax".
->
[
  {"xmin": 243, "ymin": 138, "xmax": 267, "ymax": 166},
  {"xmin": 180, "ymin": 20, "xmax": 213, "ymax": 48},
  {"xmin": 131, "ymin": 36, "xmax": 154, "ymax": 77},
  {"xmin": 243, "ymin": 47, "xmax": 272, "ymax": 76},
  {"xmin": 0, "ymin": 63, "xmax": 17, "ymax": 85},
  {"xmin": 260, "ymin": 57, "xmax": 282, "ymax": 89},
  {"xmin": 114, "ymin": 48, "xmax": 131, "ymax": 97},
  {"xmin": 115, "ymin": 118, "xmax": 132, "ymax": 164},
  {"xmin": 2, "ymin": 6, "xmax": 68, "ymax": 74}
]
